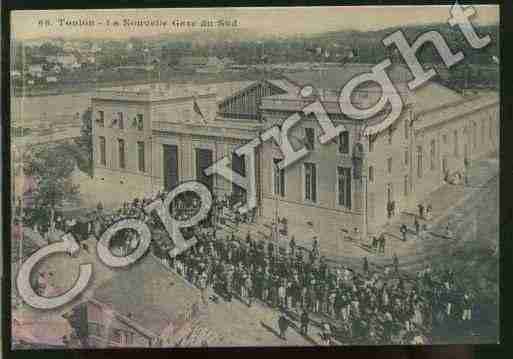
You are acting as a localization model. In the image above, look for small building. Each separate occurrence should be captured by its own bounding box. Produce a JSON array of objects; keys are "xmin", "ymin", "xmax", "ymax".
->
[
  {"xmin": 46, "ymin": 54, "xmax": 78, "ymax": 70},
  {"xmin": 75, "ymin": 254, "xmax": 205, "ymax": 348},
  {"xmin": 46, "ymin": 76, "xmax": 58, "ymax": 83},
  {"xmin": 28, "ymin": 64, "xmax": 44, "ymax": 78}
]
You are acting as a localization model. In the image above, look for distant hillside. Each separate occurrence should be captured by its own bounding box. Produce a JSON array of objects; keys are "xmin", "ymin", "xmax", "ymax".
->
[{"xmin": 304, "ymin": 22, "xmax": 499, "ymax": 65}]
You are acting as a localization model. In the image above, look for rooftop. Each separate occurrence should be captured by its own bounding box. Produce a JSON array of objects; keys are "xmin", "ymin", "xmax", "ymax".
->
[
  {"xmin": 283, "ymin": 63, "xmax": 416, "ymax": 91},
  {"xmin": 414, "ymin": 92, "xmax": 498, "ymax": 131},
  {"xmin": 93, "ymin": 81, "xmax": 254, "ymax": 103},
  {"xmin": 92, "ymin": 254, "xmax": 199, "ymax": 336}
]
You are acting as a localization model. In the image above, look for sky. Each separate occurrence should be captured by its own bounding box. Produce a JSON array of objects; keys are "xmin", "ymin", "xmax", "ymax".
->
[{"xmin": 11, "ymin": 5, "xmax": 499, "ymax": 41}]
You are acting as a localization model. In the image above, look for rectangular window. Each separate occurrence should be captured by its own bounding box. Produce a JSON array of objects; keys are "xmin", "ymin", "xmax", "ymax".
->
[
  {"xmin": 304, "ymin": 163, "xmax": 317, "ymax": 202},
  {"xmin": 304, "ymin": 128, "xmax": 315, "ymax": 150},
  {"xmin": 273, "ymin": 158, "xmax": 285, "ymax": 197},
  {"xmin": 404, "ymin": 118, "xmax": 409, "ymax": 140},
  {"xmin": 111, "ymin": 329, "xmax": 122, "ymax": 343},
  {"xmin": 232, "ymin": 153, "xmax": 247, "ymax": 202},
  {"xmin": 387, "ymin": 157, "xmax": 392, "ymax": 174},
  {"xmin": 137, "ymin": 141, "xmax": 145, "ymax": 172},
  {"xmin": 99, "ymin": 136, "xmax": 106, "ymax": 166},
  {"xmin": 97, "ymin": 110, "xmax": 105, "ymax": 127},
  {"xmin": 369, "ymin": 136, "xmax": 375, "ymax": 152},
  {"xmin": 369, "ymin": 166, "xmax": 374, "ymax": 183},
  {"xmin": 125, "ymin": 332, "xmax": 133, "ymax": 345},
  {"xmin": 338, "ymin": 131, "xmax": 349, "ymax": 154},
  {"xmin": 404, "ymin": 149, "xmax": 409, "ymax": 166},
  {"xmin": 196, "ymin": 148, "xmax": 214, "ymax": 192},
  {"xmin": 337, "ymin": 167, "xmax": 352, "ymax": 209},
  {"xmin": 118, "ymin": 139, "xmax": 126, "ymax": 169},
  {"xmin": 442, "ymin": 133, "xmax": 447, "ymax": 145},
  {"xmin": 388, "ymin": 128, "xmax": 393, "ymax": 145},
  {"xmin": 137, "ymin": 114, "xmax": 144, "ymax": 131},
  {"xmin": 454, "ymin": 130, "xmax": 459, "ymax": 157},
  {"xmin": 430, "ymin": 139, "xmax": 436, "ymax": 170},
  {"xmin": 404, "ymin": 175, "xmax": 409, "ymax": 196},
  {"xmin": 417, "ymin": 146, "xmax": 423, "ymax": 178},
  {"xmin": 118, "ymin": 112, "xmax": 124, "ymax": 129},
  {"xmin": 163, "ymin": 145, "xmax": 179, "ymax": 191}
]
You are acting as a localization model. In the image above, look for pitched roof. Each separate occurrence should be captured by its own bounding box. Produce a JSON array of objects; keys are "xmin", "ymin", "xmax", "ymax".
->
[
  {"xmin": 283, "ymin": 63, "xmax": 415, "ymax": 90},
  {"xmin": 266, "ymin": 79, "xmax": 301, "ymax": 94},
  {"xmin": 92, "ymin": 254, "xmax": 199, "ymax": 336},
  {"xmin": 216, "ymin": 79, "xmax": 296, "ymax": 109}
]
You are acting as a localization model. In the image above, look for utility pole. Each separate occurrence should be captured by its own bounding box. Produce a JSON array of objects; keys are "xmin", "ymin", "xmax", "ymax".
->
[{"xmin": 272, "ymin": 161, "xmax": 280, "ymax": 257}]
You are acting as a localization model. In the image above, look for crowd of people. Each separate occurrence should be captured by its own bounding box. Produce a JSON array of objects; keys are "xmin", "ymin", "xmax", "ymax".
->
[{"xmin": 17, "ymin": 190, "xmax": 479, "ymax": 345}]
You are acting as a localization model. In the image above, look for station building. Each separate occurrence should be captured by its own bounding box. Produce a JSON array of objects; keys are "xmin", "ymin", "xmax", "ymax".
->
[{"xmin": 91, "ymin": 63, "xmax": 499, "ymax": 256}]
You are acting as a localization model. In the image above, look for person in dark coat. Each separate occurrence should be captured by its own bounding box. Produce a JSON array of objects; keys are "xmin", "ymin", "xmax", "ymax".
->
[
  {"xmin": 289, "ymin": 236, "xmax": 296, "ymax": 258},
  {"xmin": 363, "ymin": 257, "xmax": 369, "ymax": 274},
  {"xmin": 393, "ymin": 253, "xmax": 399, "ymax": 275},
  {"xmin": 387, "ymin": 201, "xmax": 394, "ymax": 219},
  {"xmin": 300, "ymin": 309, "xmax": 309, "ymax": 336},
  {"xmin": 418, "ymin": 203, "xmax": 424, "ymax": 219},
  {"xmin": 278, "ymin": 313, "xmax": 289, "ymax": 340},
  {"xmin": 371, "ymin": 235, "xmax": 378, "ymax": 251},
  {"xmin": 414, "ymin": 216, "xmax": 420, "ymax": 236},
  {"xmin": 400, "ymin": 224, "xmax": 408, "ymax": 242}
]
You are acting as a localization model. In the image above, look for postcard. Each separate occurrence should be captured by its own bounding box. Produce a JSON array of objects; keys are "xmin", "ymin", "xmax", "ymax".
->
[{"xmin": 9, "ymin": 5, "xmax": 499, "ymax": 348}]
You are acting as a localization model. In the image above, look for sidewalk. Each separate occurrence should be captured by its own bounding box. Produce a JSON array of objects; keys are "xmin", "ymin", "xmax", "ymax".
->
[{"xmin": 352, "ymin": 156, "xmax": 499, "ymax": 272}]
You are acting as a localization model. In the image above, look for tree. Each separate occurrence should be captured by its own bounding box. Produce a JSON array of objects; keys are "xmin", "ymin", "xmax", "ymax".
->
[
  {"xmin": 24, "ymin": 144, "xmax": 80, "ymax": 221},
  {"xmin": 74, "ymin": 107, "xmax": 93, "ymax": 176},
  {"xmin": 38, "ymin": 42, "xmax": 61, "ymax": 57}
]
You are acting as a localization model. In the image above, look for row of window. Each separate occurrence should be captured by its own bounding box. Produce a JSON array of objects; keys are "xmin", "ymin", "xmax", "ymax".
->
[
  {"xmin": 96, "ymin": 111, "xmax": 144, "ymax": 131},
  {"xmin": 384, "ymin": 176, "xmax": 411, "ymax": 203},
  {"xmin": 369, "ymin": 114, "xmax": 496, "ymax": 155},
  {"xmin": 367, "ymin": 114, "xmax": 497, "ymax": 188},
  {"xmin": 303, "ymin": 127, "xmax": 350, "ymax": 154},
  {"xmin": 98, "ymin": 137, "xmax": 146, "ymax": 172},
  {"xmin": 273, "ymin": 160, "xmax": 352, "ymax": 209}
]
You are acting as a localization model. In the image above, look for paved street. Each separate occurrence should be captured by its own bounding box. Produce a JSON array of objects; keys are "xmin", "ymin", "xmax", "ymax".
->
[
  {"xmin": 326, "ymin": 156, "xmax": 499, "ymax": 276},
  {"xmin": 195, "ymin": 293, "xmax": 322, "ymax": 346}
]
